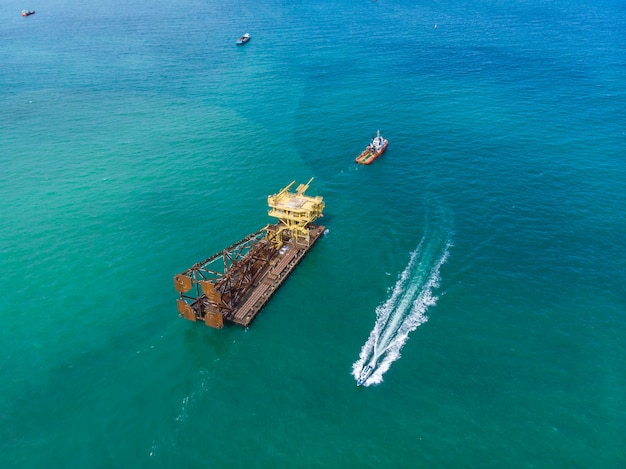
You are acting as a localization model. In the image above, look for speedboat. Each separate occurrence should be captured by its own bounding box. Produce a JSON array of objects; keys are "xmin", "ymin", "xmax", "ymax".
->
[
  {"xmin": 22, "ymin": 10, "xmax": 36, "ymax": 16},
  {"xmin": 236, "ymin": 33, "xmax": 250, "ymax": 45},
  {"xmin": 355, "ymin": 130, "xmax": 388, "ymax": 165},
  {"xmin": 356, "ymin": 365, "xmax": 373, "ymax": 386}
]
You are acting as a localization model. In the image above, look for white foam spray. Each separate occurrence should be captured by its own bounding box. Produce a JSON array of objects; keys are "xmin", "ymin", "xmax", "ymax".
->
[{"xmin": 352, "ymin": 233, "xmax": 451, "ymax": 386}]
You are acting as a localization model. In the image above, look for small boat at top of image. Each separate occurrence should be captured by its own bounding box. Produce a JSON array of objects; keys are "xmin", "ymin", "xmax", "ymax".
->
[
  {"xmin": 356, "ymin": 364, "xmax": 374, "ymax": 386},
  {"xmin": 22, "ymin": 10, "xmax": 36, "ymax": 16},
  {"xmin": 236, "ymin": 33, "xmax": 251, "ymax": 45},
  {"xmin": 355, "ymin": 130, "xmax": 388, "ymax": 165}
]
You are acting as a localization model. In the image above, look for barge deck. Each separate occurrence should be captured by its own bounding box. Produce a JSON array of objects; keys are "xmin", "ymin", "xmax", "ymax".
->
[{"xmin": 231, "ymin": 224, "xmax": 323, "ymax": 326}]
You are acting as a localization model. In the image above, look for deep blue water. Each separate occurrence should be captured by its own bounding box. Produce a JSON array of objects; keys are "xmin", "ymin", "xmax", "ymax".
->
[{"xmin": 1, "ymin": 0, "xmax": 625, "ymax": 467}]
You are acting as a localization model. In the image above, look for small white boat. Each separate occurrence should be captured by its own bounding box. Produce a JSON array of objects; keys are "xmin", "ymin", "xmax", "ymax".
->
[
  {"xmin": 236, "ymin": 33, "xmax": 250, "ymax": 45},
  {"xmin": 356, "ymin": 365, "xmax": 373, "ymax": 386}
]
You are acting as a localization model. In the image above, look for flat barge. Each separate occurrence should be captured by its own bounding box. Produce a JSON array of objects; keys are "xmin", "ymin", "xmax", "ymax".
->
[{"xmin": 174, "ymin": 179, "xmax": 325, "ymax": 328}]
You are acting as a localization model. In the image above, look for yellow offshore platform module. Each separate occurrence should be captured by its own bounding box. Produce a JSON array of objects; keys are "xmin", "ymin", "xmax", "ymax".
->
[{"xmin": 174, "ymin": 178, "xmax": 325, "ymax": 329}]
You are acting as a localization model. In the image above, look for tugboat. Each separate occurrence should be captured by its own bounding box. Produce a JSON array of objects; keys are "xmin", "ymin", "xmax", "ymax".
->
[
  {"xmin": 355, "ymin": 130, "xmax": 388, "ymax": 165},
  {"xmin": 236, "ymin": 33, "xmax": 251, "ymax": 45},
  {"xmin": 22, "ymin": 10, "xmax": 36, "ymax": 16}
]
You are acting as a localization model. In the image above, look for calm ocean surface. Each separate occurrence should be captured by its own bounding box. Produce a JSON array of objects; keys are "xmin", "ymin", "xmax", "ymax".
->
[{"xmin": 1, "ymin": 0, "xmax": 625, "ymax": 467}]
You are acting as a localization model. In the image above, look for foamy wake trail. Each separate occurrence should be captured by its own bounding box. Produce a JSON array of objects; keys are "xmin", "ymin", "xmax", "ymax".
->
[{"xmin": 352, "ymin": 235, "xmax": 451, "ymax": 386}]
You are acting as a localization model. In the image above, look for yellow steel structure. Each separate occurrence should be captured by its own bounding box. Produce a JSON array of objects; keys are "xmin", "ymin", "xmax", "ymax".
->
[
  {"xmin": 174, "ymin": 179, "xmax": 325, "ymax": 328},
  {"xmin": 266, "ymin": 178, "xmax": 325, "ymax": 249}
]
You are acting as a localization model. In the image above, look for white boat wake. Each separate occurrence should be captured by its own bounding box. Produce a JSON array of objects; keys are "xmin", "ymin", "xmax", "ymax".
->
[{"xmin": 352, "ymin": 232, "xmax": 451, "ymax": 386}]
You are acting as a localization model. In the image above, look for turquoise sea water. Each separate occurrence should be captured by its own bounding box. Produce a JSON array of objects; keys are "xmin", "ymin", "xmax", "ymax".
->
[{"xmin": 2, "ymin": 0, "xmax": 625, "ymax": 467}]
